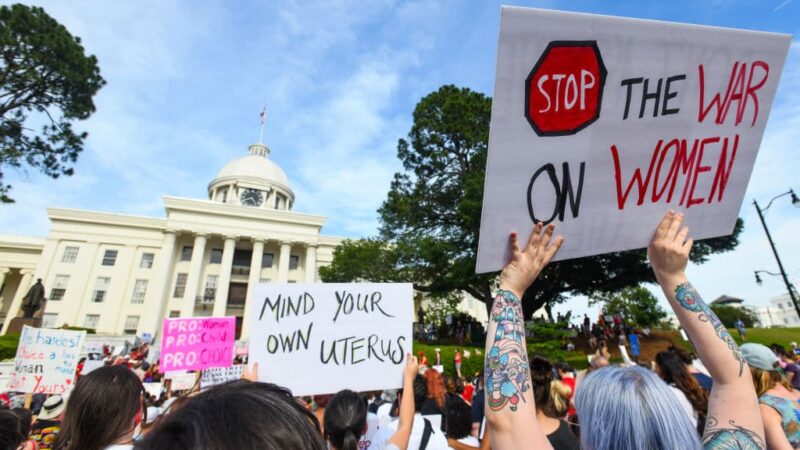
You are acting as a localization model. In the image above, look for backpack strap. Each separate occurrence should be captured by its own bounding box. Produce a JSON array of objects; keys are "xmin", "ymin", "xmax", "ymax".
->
[{"xmin": 419, "ymin": 418, "xmax": 434, "ymax": 450}]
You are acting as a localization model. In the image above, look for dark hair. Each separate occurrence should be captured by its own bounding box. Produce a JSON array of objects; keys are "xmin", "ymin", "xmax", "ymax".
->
[
  {"xmin": 56, "ymin": 365, "xmax": 143, "ymax": 450},
  {"xmin": 413, "ymin": 374, "xmax": 428, "ymax": 413},
  {"xmin": 655, "ymin": 351, "xmax": 708, "ymax": 417},
  {"xmin": 530, "ymin": 354, "xmax": 559, "ymax": 417},
  {"xmin": 554, "ymin": 361, "xmax": 574, "ymax": 375},
  {"xmin": 0, "ymin": 410, "xmax": 24, "ymax": 450},
  {"xmin": 667, "ymin": 346, "xmax": 694, "ymax": 366},
  {"xmin": 11, "ymin": 407, "xmax": 32, "ymax": 438},
  {"xmin": 444, "ymin": 397, "xmax": 472, "ymax": 440},
  {"xmin": 324, "ymin": 390, "xmax": 367, "ymax": 450},
  {"xmin": 136, "ymin": 380, "xmax": 326, "ymax": 450},
  {"xmin": 770, "ymin": 344, "xmax": 790, "ymax": 358}
]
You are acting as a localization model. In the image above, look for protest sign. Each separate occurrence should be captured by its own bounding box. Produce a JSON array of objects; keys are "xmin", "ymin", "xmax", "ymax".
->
[
  {"xmin": 81, "ymin": 360, "xmax": 104, "ymax": 375},
  {"xmin": 6, "ymin": 326, "xmax": 86, "ymax": 394},
  {"xmin": 476, "ymin": 7, "xmax": 791, "ymax": 272},
  {"xmin": 249, "ymin": 283, "xmax": 413, "ymax": 396},
  {"xmin": 143, "ymin": 382, "xmax": 164, "ymax": 398},
  {"xmin": 200, "ymin": 365, "xmax": 244, "ymax": 389},
  {"xmin": 169, "ymin": 372, "xmax": 197, "ymax": 391},
  {"xmin": 160, "ymin": 317, "xmax": 235, "ymax": 372}
]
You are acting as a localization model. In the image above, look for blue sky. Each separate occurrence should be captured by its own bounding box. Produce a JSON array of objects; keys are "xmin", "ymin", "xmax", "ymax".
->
[{"xmin": 1, "ymin": 0, "xmax": 799, "ymax": 318}]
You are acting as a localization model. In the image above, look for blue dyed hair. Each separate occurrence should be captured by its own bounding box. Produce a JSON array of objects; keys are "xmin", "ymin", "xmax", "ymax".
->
[{"xmin": 574, "ymin": 366, "xmax": 702, "ymax": 450}]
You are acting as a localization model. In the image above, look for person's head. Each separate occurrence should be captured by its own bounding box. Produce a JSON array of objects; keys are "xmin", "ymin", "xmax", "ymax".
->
[
  {"xmin": 324, "ymin": 390, "xmax": 367, "ymax": 450},
  {"xmin": 0, "ymin": 410, "xmax": 23, "ymax": 450},
  {"xmin": 38, "ymin": 394, "xmax": 66, "ymax": 421},
  {"xmin": 56, "ymin": 365, "xmax": 144, "ymax": 450},
  {"xmin": 529, "ymin": 354, "xmax": 554, "ymax": 410},
  {"xmin": 412, "ymin": 374, "xmax": 428, "ymax": 413},
  {"xmin": 424, "ymin": 368, "xmax": 446, "ymax": 409},
  {"xmin": 136, "ymin": 381, "xmax": 326, "ymax": 450},
  {"xmin": 575, "ymin": 366, "xmax": 702, "ymax": 450},
  {"xmin": 769, "ymin": 343, "xmax": 790, "ymax": 360},
  {"xmin": 654, "ymin": 350, "xmax": 708, "ymax": 415},
  {"xmin": 588, "ymin": 356, "xmax": 609, "ymax": 372},
  {"xmin": 444, "ymin": 398, "xmax": 472, "ymax": 440},
  {"xmin": 549, "ymin": 380, "xmax": 572, "ymax": 417},
  {"xmin": 667, "ymin": 346, "xmax": 694, "ymax": 366},
  {"xmin": 741, "ymin": 343, "xmax": 790, "ymax": 396},
  {"xmin": 554, "ymin": 361, "xmax": 574, "ymax": 378},
  {"xmin": 11, "ymin": 407, "xmax": 32, "ymax": 439}
]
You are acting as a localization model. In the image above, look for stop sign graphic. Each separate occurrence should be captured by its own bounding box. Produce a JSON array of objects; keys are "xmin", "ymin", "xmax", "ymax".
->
[{"xmin": 525, "ymin": 41, "xmax": 607, "ymax": 136}]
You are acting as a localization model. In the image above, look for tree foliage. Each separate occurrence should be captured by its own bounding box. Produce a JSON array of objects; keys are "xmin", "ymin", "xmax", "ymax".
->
[
  {"xmin": 0, "ymin": 4, "xmax": 105, "ymax": 202},
  {"xmin": 320, "ymin": 84, "xmax": 743, "ymax": 317},
  {"xmin": 589, "ymin": 285, "xmax": 667, "ymax": 327},
  {"xmin": 710, "ymin": 305, "xmax": 758, "ymax": 328}
]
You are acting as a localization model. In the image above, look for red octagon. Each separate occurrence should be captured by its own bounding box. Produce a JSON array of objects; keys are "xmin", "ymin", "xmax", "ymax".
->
[{"xmin": 525, "ymin": 41, "xmax": 607, "ymax": 137}]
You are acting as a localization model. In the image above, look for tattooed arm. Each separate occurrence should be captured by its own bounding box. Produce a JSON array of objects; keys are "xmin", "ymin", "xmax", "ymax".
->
[
  {"xmin": 485, "ymin": 223, "xmax": 562, "ymax": 450},
  {"xmin": 648, "ymin": 211, "xmax": 765, "ymax": 449}
]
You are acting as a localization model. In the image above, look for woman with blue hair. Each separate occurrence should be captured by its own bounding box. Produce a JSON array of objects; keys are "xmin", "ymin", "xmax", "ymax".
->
[{"xmin": 484, "ymin": 211, "xmax": 765, "ymax": 450}]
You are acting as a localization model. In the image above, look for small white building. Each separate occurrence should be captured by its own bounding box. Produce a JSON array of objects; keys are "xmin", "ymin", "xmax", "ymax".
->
[
  {"xmin": 755, "ymin": 291, "xmax": 800, "ymax": 328},
  {"xmin": 0, "ymin": 142, "xmax": 343, "ymax": 339}
]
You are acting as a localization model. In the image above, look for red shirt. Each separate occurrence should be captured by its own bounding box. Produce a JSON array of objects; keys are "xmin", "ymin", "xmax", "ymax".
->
[
  {"xmin": 461, "ymin": 384, "xmax": 475, "ymax": 403},
  {"xmin": 455, "ymin": 353, "xmax": 462, "ymax": 364},
  {"xmin": 562, "ymin": 376, "xmax": 576, "ymax": 416}
]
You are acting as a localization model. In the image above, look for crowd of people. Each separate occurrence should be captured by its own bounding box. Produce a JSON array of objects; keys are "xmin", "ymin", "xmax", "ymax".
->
[{"xmin": 1, "ymin": 211, "xmax": 799, "ymax": 450}]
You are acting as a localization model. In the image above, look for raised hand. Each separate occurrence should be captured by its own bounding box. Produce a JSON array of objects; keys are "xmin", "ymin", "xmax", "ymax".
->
[
  {"xmin": 647, "ymin": 211, "xmax": 692, "ymax": 282},
  {"xmin": 499, "ymin": 223, "xmax": 564, "ymax": 298},
  {"xmin": 241, "ymin": 362, "xmax": 259, "ymax": 382},
  {"xmin": 403, "ymin": 353, "xmax": 419, "ymax": 382}
]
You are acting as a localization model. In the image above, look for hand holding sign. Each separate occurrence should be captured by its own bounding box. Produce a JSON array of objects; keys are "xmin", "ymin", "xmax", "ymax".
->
[
  {"xmin": 648, "ymin": 211, "xmax": 692, "ymax": 284},
  {"xmin": 499, "ymin": 223, "xmax": 564, "ymax": 298}
]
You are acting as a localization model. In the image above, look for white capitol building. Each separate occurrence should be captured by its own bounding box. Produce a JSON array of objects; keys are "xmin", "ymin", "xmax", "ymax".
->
[{"xmin": 0, "ymin": 141, "xmax": 343, "ymax": 339}]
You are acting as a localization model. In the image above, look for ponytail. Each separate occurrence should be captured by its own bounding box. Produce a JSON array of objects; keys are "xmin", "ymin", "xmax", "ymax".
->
[
  {"xmin": 324, "ymin": 390, "xmax": 367, "ymax": 450},
  {"xmin": 341, "ymin": 429, "xmax": 359, "ymax": 450}
]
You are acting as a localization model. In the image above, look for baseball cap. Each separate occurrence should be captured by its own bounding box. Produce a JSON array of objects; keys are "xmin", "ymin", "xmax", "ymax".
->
[{"xmin": 740, "ymin": 343, "xmax": 779, "ymax": 372}]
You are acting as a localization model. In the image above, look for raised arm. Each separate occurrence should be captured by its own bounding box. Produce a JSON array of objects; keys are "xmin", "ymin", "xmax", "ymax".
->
[
  {"xmin": 485, "ymin": 223, "xmax": 562, "ymax": 450},
  {"xmin": 647, "ymin": 211, "xmax": 765, "ymax": 449},
  {"xmin": 387, "ymin": 354, "xmax": 419, "ymax": 450}
]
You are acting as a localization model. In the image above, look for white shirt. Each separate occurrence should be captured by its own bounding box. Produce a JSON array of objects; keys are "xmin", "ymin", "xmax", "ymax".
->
[
  {"xmin": 372, "ymin": 413, "xmax": 450, "ymax": 450},
  {"xmin": 669, "ymin": 386, "xmax": 698, "ymax": 429}
]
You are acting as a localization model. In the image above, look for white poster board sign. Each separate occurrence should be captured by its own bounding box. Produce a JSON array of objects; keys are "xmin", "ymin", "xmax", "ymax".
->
[
  {"xmin": 476, "ymin": 7, "xmax": 791, "ymax": 272},
  {"xmin": 6, "ymin": 326, "xmax": 86, "ymax": 394},
  {"xmin": 169, "ymin": 372, "xmax": 197, "ymax": 391},
  {"xmin": 81, "ymin": 360, "xmax": 105, "ymax": 375},
  {"xmin": 143, "ymin": 382, "xmax": 164, "ymax": 398},
  {"xmin": 200, "ymin": 365, "xmax": 244, "ymax": 390},
  {"xmin": 249, "ymin": 283, "xmax": 413, "ymax": 396}
]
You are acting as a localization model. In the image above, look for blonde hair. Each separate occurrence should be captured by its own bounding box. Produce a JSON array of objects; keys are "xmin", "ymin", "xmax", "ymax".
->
[
  {"xmin": 549, "ymin": 380, "xmax": 572, "ymax": 417},
  {"xmin": 749, "ymin": 366, "xmax": 793, "ymax": 397}
]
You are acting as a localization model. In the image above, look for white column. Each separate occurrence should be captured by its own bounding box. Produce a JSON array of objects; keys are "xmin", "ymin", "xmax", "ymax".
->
[
  {"xmin": 0, "ymin": 268, "xmax": 8, "ymax": 310},
  {"xmin": 180, "ymin": 233, "xmax": 208, "ymax": 317},
  {"xmin": 142, "ymin": 230, "xmax": 177, "ymax": 336},
  {"xmin": 1, "ymin": 270, "xmax": 34, "ymax": 335},
  {"xmin": 277, "ymin": 241, "xmax": 291, "ymax": 283},
  {"xmin": 212, "ymin": 236, "xmax": 237, "ymax": 317},
  {"xmin": 304, "ymin": 245, "xmax": 317, "ymax": 282},
  {"xmin": 241, "ymin": 239, "xmax": 264, "ymax": 340}
]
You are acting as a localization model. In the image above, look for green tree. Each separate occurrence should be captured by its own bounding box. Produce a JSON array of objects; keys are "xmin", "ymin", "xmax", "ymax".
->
[
  {"xmin": 320, "ymin": 85, "xmax": 743, "ymax": 318},
  {"xmin": 590, "ymin": 285, "xmax": 667, "ymax": 327},
  {"xmin": 710, "ymin": 305, "xmax": 757, "ymax": 328},
  {"xmin": 0, "ymin": 4, "xmax": 105, "ymax": 203}
]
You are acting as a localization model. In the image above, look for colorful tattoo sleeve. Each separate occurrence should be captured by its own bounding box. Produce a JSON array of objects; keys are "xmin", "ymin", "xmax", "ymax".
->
[
  {"xmin": 675, "ymin": 282, "xmax": 745, "ymax": 376},
  {"xmin": 702, "ymin": 417, "xmax": 765, "ymax": 450},
  {"xmin": 485, "ymin": 290, "xmax": 530, "ymax": 412}
]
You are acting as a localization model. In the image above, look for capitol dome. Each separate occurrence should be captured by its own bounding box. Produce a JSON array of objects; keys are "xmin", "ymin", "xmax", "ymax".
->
[{"xmin": 208, "ymin": 143, "xmax": 295, "ymax": 211}]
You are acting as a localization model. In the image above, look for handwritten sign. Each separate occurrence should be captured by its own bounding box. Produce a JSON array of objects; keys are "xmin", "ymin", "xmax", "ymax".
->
[
  {"xmin": 160, "ymin": 317, "xmax": 235, "ymax": 372},
  {"xmin": 80, "ymin": 360, "xmax": 105, "ymax": 375},
  {"xmin": 169, "ymin": 372, "xmax": 197, "ymax": 391},
  {"xmin": 6, "ymin": 326, "xmax": 86, "ymax": 394},
  {"xmin": 249, "ymin": 283, "xmax": 412, "ymax": 396},
  {"xmin": 200, "ymin": 365, "xmax": 244, "ymax": 390},
  {"xmin": 476, "ymin": 7, "xmax": 791, "ymax": 272}
]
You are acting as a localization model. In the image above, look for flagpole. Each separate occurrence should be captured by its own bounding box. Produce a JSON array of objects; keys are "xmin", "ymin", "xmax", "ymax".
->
[{"xmin": 258, "ymin": 107, "xmax": 266, "ymax": 144}]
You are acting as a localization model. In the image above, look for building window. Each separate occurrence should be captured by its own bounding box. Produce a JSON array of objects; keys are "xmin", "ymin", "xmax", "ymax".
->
[
  {"xmin": 181, "ymin": 246, "xmax": 193, "ymax": 261},
  {"xmin": 123, "ymin": 316, "xmax": 139, "ymax": 334},
  {"xmin": 84, "ymin": 314, "xmax": 100, "ymax": 329},
  {"xmin": 218, "ymin": 188, "xmax": 228, "ymax": 203},
  {"xmin": 42, "ymin": 313, "xmax": 58, "ymax": 328},
  {"xmin": 92, "ymin": 277, "xmax": 111, "ymax": 303},
  {"xmin": 102, "ymin": 249, "xmax": 118, "ymax": 266},
  {"xmin": 131, "ymin": 279, "xmax": 148, "ymax": 304},
  {"xmin": 259, "ymin": 278, "xmax": 271, "ymax": 283},
  {"xmin": 288, "ymin": 280, "xmax": 296, "ymax": 284},
  {"xmin": 262, "ymin": 252, "xmax": 274, "ymax": 268},
  {"xmin": 49, "ymin": 275, "xmax": 70, "ymax": 301},
  {"xmin": 169, "ymin": 310, "xmax": 180, "ymax": 318},
  {"xmin": 173, "ymin": 273, "xmax": 188, "ymax": 298},
  {"xmin": 210, "ymin": 248, "xmax": 223, "ymax": 264},
  {"xmin": 62, "ymin": 246, "xmax": 79, "ymax": 263},
  {"xmin": 140, "ymin": 253, "xmax": 155, "ymax": 269},
  {"xmin": 289, "ymin": 255, "xmax": 299, "ymax": 270},
  {"xmin": 203, "ymin": 275, "xmax": 218, "ymax": 302}
]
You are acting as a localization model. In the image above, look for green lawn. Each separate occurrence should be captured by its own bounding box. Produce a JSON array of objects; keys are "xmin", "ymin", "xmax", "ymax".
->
[{"xmin": 729, "ymin": 327, "xmax": 800, "ymax": 349}]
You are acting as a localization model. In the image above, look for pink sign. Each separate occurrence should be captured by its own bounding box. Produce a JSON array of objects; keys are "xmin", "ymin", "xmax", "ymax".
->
[{"xmin": 160, "ymin": 317, "xmax": 235, "ymax": 372}]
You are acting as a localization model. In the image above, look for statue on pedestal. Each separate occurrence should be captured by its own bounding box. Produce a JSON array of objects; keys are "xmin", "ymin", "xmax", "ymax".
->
[{"xmin": 22, "ymin": 278, "xmax": 45, "ymax": 319}]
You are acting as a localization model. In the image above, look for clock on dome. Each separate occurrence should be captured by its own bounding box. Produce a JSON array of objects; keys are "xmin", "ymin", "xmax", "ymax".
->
[{"xmin": 240, "ymin": 188, "xmax": 263, "ymax": 207}]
